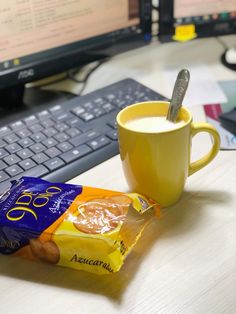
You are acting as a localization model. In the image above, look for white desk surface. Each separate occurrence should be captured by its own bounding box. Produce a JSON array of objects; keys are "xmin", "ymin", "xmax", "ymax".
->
[{"xmin": 1, "ymin": 36, "xmax": 236, "ymax": 314}]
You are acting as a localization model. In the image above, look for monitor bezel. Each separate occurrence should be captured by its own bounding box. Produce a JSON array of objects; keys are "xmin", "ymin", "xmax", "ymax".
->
[
  {"xmin": 159, "ymin": 0, "xmax": 236, "ymax": 42},
  {"xmin": 0, "ymin": 0, "xmax": 152, "ymax": 89}
]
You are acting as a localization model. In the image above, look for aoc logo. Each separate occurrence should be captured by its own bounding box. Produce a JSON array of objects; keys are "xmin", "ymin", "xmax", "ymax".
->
[{"xmin": 18, "ymin": 69, "xmax": 35, "ymax": 80}]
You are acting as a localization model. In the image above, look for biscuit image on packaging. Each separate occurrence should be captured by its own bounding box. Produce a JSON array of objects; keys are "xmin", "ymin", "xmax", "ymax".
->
[
  {"xmin": 30, "ymin": 239, "xmax": 60, "ymax": 264},
  {"xmin": 73, "ymin": 195, "xmax": 132, "ymax": 234}
]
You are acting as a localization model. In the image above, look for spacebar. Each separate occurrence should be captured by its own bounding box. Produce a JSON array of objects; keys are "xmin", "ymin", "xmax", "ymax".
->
[{"xmin": 0, "ymin": 165, "xmax": 49, "ymax": 193}]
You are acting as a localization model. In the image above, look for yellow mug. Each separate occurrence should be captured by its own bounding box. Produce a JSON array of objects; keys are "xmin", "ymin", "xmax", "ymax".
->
[{"xmin": 116, "ymin": 101, "xmax": 220, "ymax": 207}]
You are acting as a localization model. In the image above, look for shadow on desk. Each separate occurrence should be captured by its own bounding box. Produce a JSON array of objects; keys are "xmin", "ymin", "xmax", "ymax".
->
[{"xmin": 0, "ymin": 189, "xmax": 232, "ymax": 303}]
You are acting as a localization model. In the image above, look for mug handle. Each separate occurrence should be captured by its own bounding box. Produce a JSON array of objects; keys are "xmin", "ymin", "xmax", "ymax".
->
[{"xmin": 189, "ymin": 122, "xmax": 221, "ymax": 176}]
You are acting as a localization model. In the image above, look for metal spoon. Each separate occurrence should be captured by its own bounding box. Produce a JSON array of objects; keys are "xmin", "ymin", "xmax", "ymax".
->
[{"xmin": 166, "ymin": 69, "xmax": 190, "ymax": 122}]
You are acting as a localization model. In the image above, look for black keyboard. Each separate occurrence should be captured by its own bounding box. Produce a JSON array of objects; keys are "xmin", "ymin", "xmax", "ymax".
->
[{"xmin": 0, "ymin": 79, "xmax": 166, "ymax": 192}]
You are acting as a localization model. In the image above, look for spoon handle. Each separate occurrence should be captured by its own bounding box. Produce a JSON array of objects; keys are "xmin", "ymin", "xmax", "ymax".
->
[{"xmin": 167, "ymin": 69, "xmax": 190, "ymax": 122}]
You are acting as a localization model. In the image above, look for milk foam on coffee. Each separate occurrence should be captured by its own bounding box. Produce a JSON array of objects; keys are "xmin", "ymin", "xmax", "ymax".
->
[{"xmin": 125, "ymin": 116, "xmax": 185, "ymax": 133}]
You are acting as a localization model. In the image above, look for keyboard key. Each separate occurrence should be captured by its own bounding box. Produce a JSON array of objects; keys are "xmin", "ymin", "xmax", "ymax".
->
[
  {"xmin": 57, "ymin": 141, "xmax": 73, "ymax": 152},
  {"xmin": 18, "ymin": 137, "xmax": 34, "ymax": 148},
  {"xmin": 32, "ymin": 152, "xmax": 49, "ymax": 164},
  {"xmin": 31, "ymin": 132, "xmax": 47, "ymax": 142},
  {"xmin": 4, "ymin": 133, "xmax": 20, "ymax": 144},
  {"xmin": 54, "ymin": 132, "xmax": 69, "ymax": 143},
  {"xmin": 91, "ymin": 107, "xmax": 106, "ymax": 117},
  {"xmin": 45, "ymin": 147, "xmax": 61, "ymax": 158},
  {"xmin": 28, "ymin": 123, "xmax": 43, "ymax": 133},
  {"xmin": 72, "ymin": 106, "xmax": 85, "ymax": 116},
  {"xmin": 0, "ymin": 126, "xmax": 11, "ymax": 137},
  {"xmin": 105, "ymin": 93, "xmax": 116, "ymax": 101},
  {"xmin": 18, "ymin": 128, "xmax": 32, "ymax": 138},
  {"xmin": 88, "ymin": 136, "xmax": 110, "ymax": 150},
  {"xmin": 134, "ymin": 91, "xmax": 145, "ymax": 98},
  {"xmin": 17, "ymin": 148, "xmax": 34, "ymax": 159},
  {"xmin": 5, "ymin": 165, "xmax": 23, "ymax": 177},
  {"xmin": 30, "ymin": 143, "xmax": 46, "ymax": 153},
  {"xmin": 23, "ymin": 165, "xmax": 49, "ymax": 177},
  {"xmin": 107, "ymin": 119, "xmax": 117, "ymax": 129},
  {"xmin": 60, "ymin": 145, "xmax": 92, "ymax": 163},
  {"xmin": 19, "ymin": 158, "xmax": 36, "ymax": 170},
  {"xmin": 93, "ymin": 98, "xmax": 106, "ymax": 106},
  {"xmin": 50, "ymin": 104, "xmax": 63, "ymax": 114},
  {"xmin": 44, "ymin": 157, "xmax": 65, "ymax": 171},
  {"xmin": 70, "ymin": 117, "xmax": 80, "ymax": 125},
  {"xmin": 124, "ymin": 94, "xmax": 133, "ymax": 102},
  {"xmin": 54, "ymin": 122, "xmax": 69, "ymax": 132},
  {"xmin": 111, "ymin": 98, "xmax": 126, "ymax": 108},
  {"xmin": 43, "ymin": 138, "xmax": 58, "ymax": 148},
  {"xmin": 66, "ymin": 128, "xmax": 81, "ymax": 138},
  {"xmin": 83, "ymin": 102, "xmax": 94, "ymax": 110},
  {"xmin": 24, "ymin": 115, "xmax": 38, "ymax": 125},
  {"xmin": 0, "ymin": 171, "xmax": 9, "ymax": 182},
  {"xmin": 139, "ymin": 96, "xmax": 152, "ymax": 101},
  {"xmin": 54, "ymin": 112, "xmax": 74, "ymax": 121},
  {"xmin": 102, "ymin": 103, "xmax": 116, "ymax": 113},
  {"xmin": 38, "ymin": 110, "xmax": 51, "ymax": 120},
  {"xmin": 5, "ymin": 143, "xmax": 21, "ymax": 154},
  {"xmin": 40, "ymin": 118, "xmax": 55, "ymax": 128},
  {"xmin": 79, "ymin": 112, "xmax": 95, "ymax": 122},
  {"xmin": 0, "ymin": 165, "xmax": 49, "ymax": 190},
  {"xmin": 69, "ymin": 117, "xmax": 90, "ymax": 132},
  {"xmin": 0, "ymin": 148, "xmax": 9, "ymax": 158},
  {"xmin": 115, "ymin": 90, "xmax": 125, "ymax": 98},
  {"xmin": 0, "ymin": 139, "xmax": 6, "ymax": 148},
  {"xmin": 70, "ymin": 130, "xmax": 100, "ymax": 147},
  {"xmin": 106, "ymin": 130, "xmax": 118, "ymax": 141},
  {"xmin": 0, "ymin": 160, "xmax": 7, "ymax": 171},
  {"xmin": 4, "ymin": 154, "xmax": 21, "ymax": 166},
  {"xmin": 43, "ymin": 127, "xmax": 58, "ymax": 137},
  {"xmin": 10, "ymin": 121, "xmax": 25, "ymax": 131}
]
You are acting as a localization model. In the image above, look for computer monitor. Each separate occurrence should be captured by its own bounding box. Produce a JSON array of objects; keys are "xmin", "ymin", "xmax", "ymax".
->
[
  {"xmin": 159, "ymin": 0, "xmax": 236, "ymax": 42},
  {"xmin": 0, "ymin": 0, "xmax": 152, "ymax": 107}
]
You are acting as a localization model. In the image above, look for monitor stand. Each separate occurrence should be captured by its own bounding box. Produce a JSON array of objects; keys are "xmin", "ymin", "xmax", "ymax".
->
[
  {"xmin": 0, "ymin": 84, "xmax": 73, "ymax": 118},
  {"xmin": 24, "ymin": 86, "xmax": 73, "ymax": 107},
  {"xmin": 0, "ymin": 85, "xmax": 25, "ymax": 111}
]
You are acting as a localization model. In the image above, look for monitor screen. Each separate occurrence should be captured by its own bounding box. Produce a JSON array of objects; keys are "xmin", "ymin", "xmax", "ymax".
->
[
  {"xmin": 159, "ymin": 0, "xmax": 236, "ymax": 42},
  {"xmin": 0, "ymin": 0, "xmax": 152, "ymax": 90}
]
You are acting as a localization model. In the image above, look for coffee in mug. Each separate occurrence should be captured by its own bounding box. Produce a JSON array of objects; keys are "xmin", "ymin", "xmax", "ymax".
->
[
  {"xmin": 117, "ymin": 101, "xmax": 220, "ymax": 207},
  {"xmin": 125, "ymin": 116, "xmax": 185, "ymax": 133}
]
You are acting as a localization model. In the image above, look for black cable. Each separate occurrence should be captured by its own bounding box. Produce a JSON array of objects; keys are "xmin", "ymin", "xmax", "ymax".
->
[
  {"xmin": 69, "ymin": 59, "xmax": 108, "ymax": 83},
  {"xmin": 215, "ymin": 37, "xmax": 229, "ymax": 50},
  {"xmin": 152, "ymin": 5, "xmax": 159, "ymax": 11},
  {"xmin": 68, "ymin": 58, "xmax": 109, "ymax": 96},
  {"xmin": 151, "ymin": 1, "xmax": 159, "ymax": 39}
]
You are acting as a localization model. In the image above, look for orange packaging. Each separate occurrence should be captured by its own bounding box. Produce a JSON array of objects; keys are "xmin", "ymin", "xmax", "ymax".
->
[{"xmin": 0, "ymin": 177, "xmax": 161, "ymax": 274}]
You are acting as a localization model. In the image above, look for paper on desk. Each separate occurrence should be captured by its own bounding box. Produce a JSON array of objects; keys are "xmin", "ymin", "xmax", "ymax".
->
[
  {"xmin": 203, "ymin": 81, "xmax": 236, "ymax": 150},
  {"xmin": 164, "ymin": 65, "xmax": 227, "ymax": 106},
  {"xmin": 204, "ymin": 104, "xmax": 236, "ymax": 150}
]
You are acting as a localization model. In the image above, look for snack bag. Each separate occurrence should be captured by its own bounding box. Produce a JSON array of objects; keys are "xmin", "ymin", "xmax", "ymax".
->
[{"xmin": 0, "ymin": 177, "xmax": 160, "ymax": 274}]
